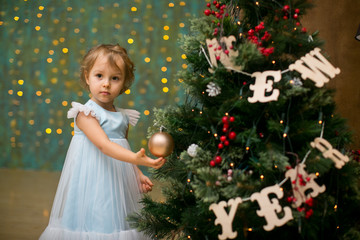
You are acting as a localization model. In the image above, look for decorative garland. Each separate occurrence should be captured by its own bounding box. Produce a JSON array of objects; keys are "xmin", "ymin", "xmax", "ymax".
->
[
  {"xmin": 202, "ymin": 36, "xmax": 341, "ymax": 103},
  {"xmin": 197, "ymin": 36, "xmax": 348, "ymax": 240},
  {"xmin": 209, "ymin": 136, "xmax": 349, "ymax": 239}
]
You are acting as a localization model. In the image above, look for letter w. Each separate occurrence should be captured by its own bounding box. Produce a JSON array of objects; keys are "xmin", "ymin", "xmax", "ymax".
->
[{"xmin": 289, "ymin": 47, "xmax": 340, "ymax": 87}]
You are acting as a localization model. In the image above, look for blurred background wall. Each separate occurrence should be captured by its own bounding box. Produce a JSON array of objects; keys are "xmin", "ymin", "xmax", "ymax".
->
[
  {"xmin": 1, "ymin": 0, "xmax": 359, "ymax": 171},
  {"xmin": 302, "ymin": 0, "xmax": 360, "ymax": 150},
  {"xmin": 1, "ymin": 0, "xmax": 202, "ymax": 170}
]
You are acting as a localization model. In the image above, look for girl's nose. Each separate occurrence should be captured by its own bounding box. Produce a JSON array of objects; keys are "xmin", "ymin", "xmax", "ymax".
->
[{"xmin": 103, "ymin": 79, "xmax": 110, "ymax": 87}]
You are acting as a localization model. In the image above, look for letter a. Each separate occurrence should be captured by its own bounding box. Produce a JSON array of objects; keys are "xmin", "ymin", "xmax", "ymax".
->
[
  {"xmin": 209, "ymin": 197, "xmax": 243, "ymax": 240},
  {"xmin": 289, "ymin": 47, "xmax": 340, "ymax": 88}
]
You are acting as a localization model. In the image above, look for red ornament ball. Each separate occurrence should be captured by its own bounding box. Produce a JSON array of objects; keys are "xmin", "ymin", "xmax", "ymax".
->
[
  {"xmin": 224, "ymin": 140, "xmax": 230, "ymax": 146},
  {"xmin": 215, "ymin": 156, "xmax": 222, "ymax": 164},
  {"xmin": 229, "ymin": 131, "xmax": 236, "ymax": 140},
  {"xmin": 229, "ymin": 116, "xmax": 235, "ymax": 122},
  {"xmin": 295, "ymin": 8, "xmax": 300, "ymax": 14},
  {"xmin": 283, "ymin": 5, "xmax": 290, "ymax": 11},
  {"xmin": 218, "ymin": 143, "xmax": 224, "ymax": 149},
  {"xmin": 222, "ymin": 116, "xmax": 228, "ymax": 124},
  {"xmin": 204, "ymin": 9, "xmax": 211, "ymax": 16},
  {"xmin": 210, "ymin": 160, "xmax": 216, "ymax": 167},
  {"xmin": 220, "ymin": 136, "xmax": 227, "ymax": 142},
  {"xmin": 301, "ymin": 27, "xmax": 307, "ymax": 33},
  {"xmin": 206, "ymin": 3, "xmax": 211, "ymax": 7}
]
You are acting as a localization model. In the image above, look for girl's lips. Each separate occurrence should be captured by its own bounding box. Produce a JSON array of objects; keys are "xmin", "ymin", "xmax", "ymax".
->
[{"xmin": 100, "ymin": 92, "xmax": 110, "ymax": 95}]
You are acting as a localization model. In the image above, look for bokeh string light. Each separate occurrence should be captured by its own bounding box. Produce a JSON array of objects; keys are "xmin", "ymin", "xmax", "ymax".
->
[{"xmin": 1, "ymin": 0, "xmax": 202, "ymax": 170}]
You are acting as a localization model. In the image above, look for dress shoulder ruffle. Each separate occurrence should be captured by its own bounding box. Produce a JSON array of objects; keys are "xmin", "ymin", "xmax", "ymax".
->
[
  {"xmin": 118, "ymin": 108, "xmax": 140, "ymax": 126},
  {"xmin": 67, "ymin": 102, "xmax": 100, "ymax": 121}
]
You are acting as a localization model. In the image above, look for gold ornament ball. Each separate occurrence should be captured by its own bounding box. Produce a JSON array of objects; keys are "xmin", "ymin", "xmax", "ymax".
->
[{"xmin": 148, "ymin": 132, "xmax": 174, "ymax": 157}]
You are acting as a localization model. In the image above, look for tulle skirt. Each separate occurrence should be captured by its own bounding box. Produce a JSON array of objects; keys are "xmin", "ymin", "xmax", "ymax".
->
[{"xmin": 40, "ymin": 135, "xmax": 149, "ymax": 240}]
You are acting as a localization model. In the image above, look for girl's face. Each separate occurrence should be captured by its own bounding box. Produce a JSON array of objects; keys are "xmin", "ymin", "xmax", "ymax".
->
[{"xmin": 86, "ymin": 54, "xmax": 125, "ymax": 111}]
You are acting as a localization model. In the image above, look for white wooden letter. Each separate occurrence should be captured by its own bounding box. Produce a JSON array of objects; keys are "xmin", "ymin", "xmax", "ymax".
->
[
  {"xmin": 289, "ymin": 47, "xmax": 341, "ymax": 88},
  {"xmin": 206, "ymin": 36, "xmax": 242, "ymax": 73},
  {"xmin": 251, "ymin": 185, "xmax": 293, "ymax": 231},
  {"xmin": 248, "ymin": 70, "xmax": 281, "ymax": 103},
  {"xmin": 285, "ymin": 163, "xmax": 326, "ymax": 207},
  {"xmin": 310, "ymin": 137, "xmax": 349, "ymax": 169},
  {"xmin": 209, "ymin": 197, "xmax": 243, "ymax": 240}
]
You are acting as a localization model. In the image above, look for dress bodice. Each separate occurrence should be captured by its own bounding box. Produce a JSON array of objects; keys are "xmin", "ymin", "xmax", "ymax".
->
[{"xmin": 68, "ymin": 100, "xmax": 140, "ymax": 139}]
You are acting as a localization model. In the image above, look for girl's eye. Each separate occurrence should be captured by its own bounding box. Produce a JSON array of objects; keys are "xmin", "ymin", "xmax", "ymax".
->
[
  {"xmin": 112, "ymin": 76, "xmax": 120, "ymax": 81},
  {"xmin": 96, "ymin": 74, "xmax": 102, "ymax": 78}
]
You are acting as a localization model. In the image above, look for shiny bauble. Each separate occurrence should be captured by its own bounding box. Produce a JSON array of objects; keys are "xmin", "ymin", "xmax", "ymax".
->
[{"xmin": 148, "ymin": 132, "xmax": 174, "ymax": 157}]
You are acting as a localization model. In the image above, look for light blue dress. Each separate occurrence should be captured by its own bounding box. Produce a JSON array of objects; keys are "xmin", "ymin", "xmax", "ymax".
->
[{"xmin": 40, "ymin": 99, "xmax": 149, "ymax": 240}]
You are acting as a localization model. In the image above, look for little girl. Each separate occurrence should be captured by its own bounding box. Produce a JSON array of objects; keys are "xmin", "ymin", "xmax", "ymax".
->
[{"xmin": 40, "ymin": 44, "xmax": 166, "ymax": 239}]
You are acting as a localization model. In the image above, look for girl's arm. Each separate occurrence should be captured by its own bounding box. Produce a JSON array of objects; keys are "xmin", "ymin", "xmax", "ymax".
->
[
  {"xmin": 76, "ymin": 112, "xmax": 165, "ymax": 169},
  {"xmin": 126, "ymin": 123, "xmax": 154, "ymax": 192}
]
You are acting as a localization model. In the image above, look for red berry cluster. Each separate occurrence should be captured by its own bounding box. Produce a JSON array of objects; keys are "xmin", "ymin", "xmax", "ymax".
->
[
  {"xmin": 291, "ymin": 173, "xmax": 311, "ymax": 188},
  {"xmin": 204, "ymin": 1, "xmax": 228, "ymax": 19},
  {"xmin": 350, "ymin": 149, "xmax": 360, "ymax": 162},
  {"xmin": 281, "ymin": 5, "xmax": 300, "ymax": 20},
  {"xmin": 247, "ymin": 22, "xmax": 274, "ymax": 57},
  {"xmin": 210, "ymin": 115, "xmax": 236, "ymax": 167},
  {"xmin": 203, "ymin": 1, "xmax": 229, "ymax": 36},
  {"xmin": 286, "ymin": 197, "xmax": 314, "ymax": 219},
  {"xmin": 275, "ymin": 5, "xmax": 307, "ymax": 33}
]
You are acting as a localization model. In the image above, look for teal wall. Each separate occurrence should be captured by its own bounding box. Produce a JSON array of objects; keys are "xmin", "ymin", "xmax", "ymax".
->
[{"xmin": 0, "ymin": 0, "xmax": 202, "ymax": 170}]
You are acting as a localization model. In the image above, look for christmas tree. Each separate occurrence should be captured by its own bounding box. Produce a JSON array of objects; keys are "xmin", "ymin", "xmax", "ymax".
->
[{"xmin": 130, "ymin": 0, "xmax": 360, "ymax": 239}]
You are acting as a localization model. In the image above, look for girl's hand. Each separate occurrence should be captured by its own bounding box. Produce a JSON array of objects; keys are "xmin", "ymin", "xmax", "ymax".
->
[
  {"xmin": 135, "ymin": 148, "xmax": 166, "ymax": 169},
  {"xmin": 139, "ymin": 174, "xmax": 154, "ymax": 193}
]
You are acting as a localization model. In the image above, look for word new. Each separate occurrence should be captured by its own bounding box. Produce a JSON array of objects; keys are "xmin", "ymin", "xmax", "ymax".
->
[{"xmin": 206, "ymin": 36, "xmax": 340, "ymax": 103}]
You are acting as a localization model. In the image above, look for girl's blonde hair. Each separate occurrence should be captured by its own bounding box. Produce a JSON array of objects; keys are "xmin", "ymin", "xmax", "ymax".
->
[{"xmin": 80, "ymin": 44, "xmax": 135, "ymax": 94}]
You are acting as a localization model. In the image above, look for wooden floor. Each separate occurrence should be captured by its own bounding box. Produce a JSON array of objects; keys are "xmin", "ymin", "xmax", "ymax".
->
[{"xmin": 0, "ymin": 168, "xmax": 164, "ymax": 240}]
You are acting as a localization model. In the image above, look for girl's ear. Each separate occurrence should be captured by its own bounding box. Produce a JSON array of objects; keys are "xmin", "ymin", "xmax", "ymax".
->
[{"xmin": 85, "ymin": 71, "xmax": 90, "ymax": 85}]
